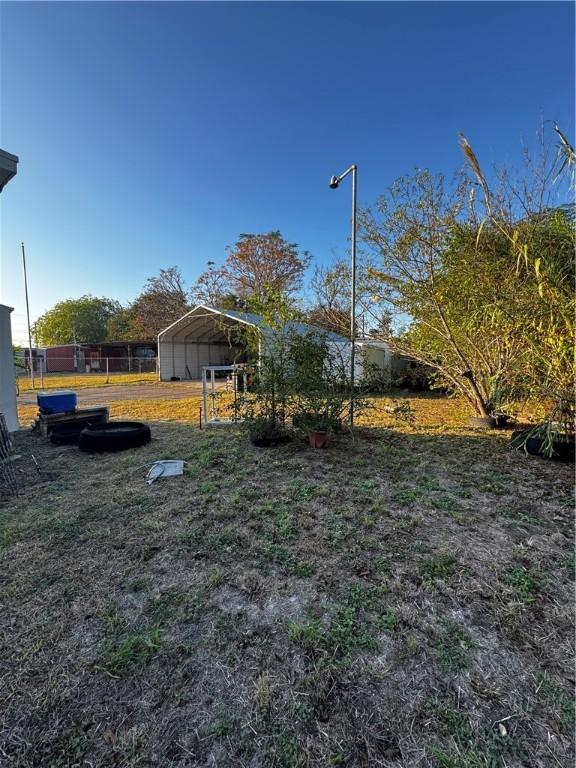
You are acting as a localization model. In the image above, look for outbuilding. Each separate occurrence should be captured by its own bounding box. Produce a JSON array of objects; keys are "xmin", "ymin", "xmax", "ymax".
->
[{"xmin": 158, "ymin": 305, "xmax": 350, "ymax": 381}]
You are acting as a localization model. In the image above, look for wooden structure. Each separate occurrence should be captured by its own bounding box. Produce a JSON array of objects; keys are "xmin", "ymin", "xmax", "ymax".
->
[{"xmin": 34, "ymin": 406, "xmax": 109, "ymax": 437}]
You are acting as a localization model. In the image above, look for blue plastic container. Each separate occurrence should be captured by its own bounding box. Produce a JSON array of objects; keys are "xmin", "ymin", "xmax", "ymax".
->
[{"xmin": 37, "ymin": 390, "xmax": 77, "ymax": 414}]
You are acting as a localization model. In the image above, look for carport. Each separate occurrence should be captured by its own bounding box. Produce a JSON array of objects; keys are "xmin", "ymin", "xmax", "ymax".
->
[{"xmin": 157, "ymin": 305, "xmax": 256, "ymax": 380}]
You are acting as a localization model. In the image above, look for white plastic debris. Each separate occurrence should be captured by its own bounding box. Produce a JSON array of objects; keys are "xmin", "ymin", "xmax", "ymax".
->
[{"xmin": 145, "ymin": 460, "xmax": 187, "ymax": 485}]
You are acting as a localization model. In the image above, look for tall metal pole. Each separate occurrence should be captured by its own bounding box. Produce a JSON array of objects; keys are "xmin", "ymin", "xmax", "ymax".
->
[
  {"xmin": 329, "ymin": 164, "xmax": 358, "ymax": 428},
  {"xmin": 21, "ymin": 242, "xmax": 35, "ymax": 389},
  {"xmin": 350, "ymin": 165, "xmax": 357, "ymax": 428}
]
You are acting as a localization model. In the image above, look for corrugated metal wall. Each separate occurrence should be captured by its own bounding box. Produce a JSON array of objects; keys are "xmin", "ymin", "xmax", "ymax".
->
[{"xmin": 159, "ymin": 341, "xmax": 236, "ymax": 380}]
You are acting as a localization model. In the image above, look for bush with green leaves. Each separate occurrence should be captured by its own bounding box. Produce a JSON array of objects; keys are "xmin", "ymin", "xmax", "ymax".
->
[{"xmin": 287, "ymin": 331, "xmax": 355, "ymax": 433}]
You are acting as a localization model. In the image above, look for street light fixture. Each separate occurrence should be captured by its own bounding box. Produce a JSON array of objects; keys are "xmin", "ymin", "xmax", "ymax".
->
[{"xmin": 329, "ymin": 164, "xmax": 357, "ymax": 426}]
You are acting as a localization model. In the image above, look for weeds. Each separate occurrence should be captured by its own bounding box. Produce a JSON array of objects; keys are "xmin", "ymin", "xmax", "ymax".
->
[
  {"xmin": 420, "ymin": 554, "xmax": 457, "ymax": 580},
  {"xmin": 377, "ymin": 610, "xmax": 397, "ymax": 632},
  {"xmin": 435, "ymin": 620, "xmax": 474, "ymax": 672},
  {"xmin": 538, "ymin": 673, "xmax": 575, "ymax": 731},
  {"xmin": 99, "ymin": 627, "xmax": 161, "ymax": 677},
  {"xmin": 505, "ymin": 566, "xmax": 543, "ymax": 599}
]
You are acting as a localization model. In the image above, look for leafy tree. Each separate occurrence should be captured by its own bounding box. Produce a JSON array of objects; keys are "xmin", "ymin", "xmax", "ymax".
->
[
  {"xmin": 307, "ymin": 263, "xmax": 351, "ymax": 336},
  {"xmin": 105, "ymin": 307, "xmax": 138, "ymax": 341},
  {"xmin": 189, "ymin": 262, "xmax": 231, "ymax": 307},
  {"xmin": 191, "ymin": 231, "xmax": 311, "ymax": 308},
  {"xmin": 34, "ymin": 295, "xmax": 120, "ymax": 346},
  {"xmin": 306, "ymin": 261, "xmax": 391, "ymax": 339},
  {"xmin": 459, "ymin": 129, "xmax": 575, "ymax": 424},
  {"xmin": 360, "ymin": 127, "xmax": 574, "ymax": 419},
  {"xmin": 359, "ymin": 170, "xmax": 502, "ymax": 416},
  {"xmin": 224, "ymin": 231, "xmax": 310, "ymax": 299},
  {"xmin": 128, "ymin": 267, "xmax": 191, "ymax": 340}
]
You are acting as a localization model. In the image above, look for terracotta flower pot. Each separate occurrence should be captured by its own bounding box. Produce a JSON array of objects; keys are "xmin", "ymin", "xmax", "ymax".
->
[{"xmin": 308, "ymin": 430, "xmax": 330, "ymax": 449}]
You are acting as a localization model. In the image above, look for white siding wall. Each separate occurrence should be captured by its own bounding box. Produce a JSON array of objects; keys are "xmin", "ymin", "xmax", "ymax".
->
[
  {"xmin": 0, "ymin": 305, "xmax": 18, "ymax": 431},
  {"xmin": 356, "ymin": 344, "xmax": 390, "ymax": 380}
]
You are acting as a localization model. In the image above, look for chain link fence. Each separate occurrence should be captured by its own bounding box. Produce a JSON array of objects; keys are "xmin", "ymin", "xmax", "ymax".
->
[{"xmin": 15, "ymin": 356, "xmax": 159, "ymax": 392}]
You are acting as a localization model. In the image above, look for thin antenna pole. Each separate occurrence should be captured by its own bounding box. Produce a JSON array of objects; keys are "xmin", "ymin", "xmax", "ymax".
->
[{"xmin": 21, "ymin": 242, "xmax": 35, "ymax": 389}]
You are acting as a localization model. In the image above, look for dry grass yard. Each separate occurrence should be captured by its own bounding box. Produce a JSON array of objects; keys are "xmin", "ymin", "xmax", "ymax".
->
[
  {"xmin": 17, "ymin": 371, "xmax": 159, "ymax": 393},
  {"xmin": 1, "ymin": 396, "xmax": 574, "ymax": 767}
]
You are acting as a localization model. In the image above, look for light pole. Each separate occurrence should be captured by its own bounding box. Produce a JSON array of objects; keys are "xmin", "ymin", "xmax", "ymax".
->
[{"xmin": 329, "ymin": 164, "xmax": 357, "ymax": 427}]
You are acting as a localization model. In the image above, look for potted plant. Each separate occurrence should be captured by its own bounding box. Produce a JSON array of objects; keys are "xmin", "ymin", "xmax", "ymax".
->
[
  {"xmin": 292, "ymin": 387, "xmax": 350, "ymax": 449},
  {"xmin": 286, "ymin": 328, "xmax": 355, "ymax": 448},
  {"xmin": 306, "ymin": 417, "xmax": 332, "ymax": 449},
  {"xmin": 293, "ymin": 408, "xmax": 336, "ymax": 449}
]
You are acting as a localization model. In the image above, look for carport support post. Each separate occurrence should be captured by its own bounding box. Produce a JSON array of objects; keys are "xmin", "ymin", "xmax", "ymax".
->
[
  {"xmin": 202, "ymin": 367, "xmax": 208, "ymax": 424},
  {"xmin": 106, "ymin": 358, "xmax": 109, "ymax": 384}
]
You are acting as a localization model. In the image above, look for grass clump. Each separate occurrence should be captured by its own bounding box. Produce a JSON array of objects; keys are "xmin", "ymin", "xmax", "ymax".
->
[
  {"xmin": 435, "ymin": 620, "xmax": 474, "ymax": 672},
  {"xmin": 377, "ymin": 610, "xmax": 397, "ymax": 632},
  {"xmin": 505, "ymin": 566, "xmax": 543, "ymax": 599},
  {"xmin": 427, "ymin": 697, "xmax": 521, "ymax": 767},
  {"xmin": 288, "ymin": 602, "xmax": 378, "ymax": 658},
  {"xmin": 99, "ymin": 627, "xmax": 161, "ymax": 677},
  {"xmin": 538, "ymin": 673, "xmax": 575, "ymax": 731},
  {"xmin": 287, "ymin": 617, "xmax": 324, "ymax": 650},
  {"xmin": 420, "ymin": 554, "xmax": 457, "ymax": 580}
]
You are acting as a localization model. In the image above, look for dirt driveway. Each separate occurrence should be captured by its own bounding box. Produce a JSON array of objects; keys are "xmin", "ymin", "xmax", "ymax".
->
[{"xmin": 17, "ymin": 380, "xmax": 219, "ymax": 408}]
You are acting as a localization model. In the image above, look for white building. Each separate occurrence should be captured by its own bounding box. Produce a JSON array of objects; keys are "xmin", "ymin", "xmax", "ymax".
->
[
  {"xmin": 0, "ymin": 305, "xmax": 19, "ymax": 432},
  {"xmin": 158, "ymin": 305, "xmax": 398, "ymax": 383},
  {"xmin": 158, "ymin": 305, "xmax": 352, "ymax": 381}
]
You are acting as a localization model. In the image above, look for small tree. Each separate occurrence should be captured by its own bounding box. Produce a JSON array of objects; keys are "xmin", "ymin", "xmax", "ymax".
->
[
  {"xmin": 459, "ymin": 127, "xmax": 575, "ymax": 443},
  {"xmin": 189, "ymin": 262, "xmax": 236, "ymax": 308},
  {"xmin": 360, "ymin": 170, "xmax": 513, "ymax": 417},
  {"xmin": 307, "ymin": 262, "xmax": 351, "ymax": 336},
  {"xmin": 359, "ymin": 132, "xmax": 575, "ymax": 421}
]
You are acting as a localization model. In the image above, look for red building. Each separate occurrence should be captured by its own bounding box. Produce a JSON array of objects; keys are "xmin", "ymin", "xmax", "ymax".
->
[{"xmin": 42, "ymin": 341, "xmax": 157, "ymax": 374}]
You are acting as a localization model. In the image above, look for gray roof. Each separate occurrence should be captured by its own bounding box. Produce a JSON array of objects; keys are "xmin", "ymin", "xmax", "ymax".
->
[{"xmin": 216, "ymin": 308, "xmax": 349, "ymax": 343}]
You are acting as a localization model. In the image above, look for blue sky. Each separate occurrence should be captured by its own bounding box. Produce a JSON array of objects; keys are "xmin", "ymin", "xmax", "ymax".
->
[{"xmin": 1, "ymin": 1, "xmax": 574, "ymax": 343}]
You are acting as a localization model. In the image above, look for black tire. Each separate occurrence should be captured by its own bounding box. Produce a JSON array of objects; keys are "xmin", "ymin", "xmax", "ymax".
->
[
  {"xmin": 79, "ymin": 421, "xmax": 151, "ymax": 453},
  {"xmin": 49, "ymin": 420, "xmax": 94, "ymax": 445},
  {"xmin": 510, "ymin": 430, "xmax": 575, "ymax": 462},
  {"xmin": 510, "ymin": 430, "xmax": 529, "ymax": 450},
  {"xmin": 468, "ymin": 416, "xmax": 497, "ymax": 429}
]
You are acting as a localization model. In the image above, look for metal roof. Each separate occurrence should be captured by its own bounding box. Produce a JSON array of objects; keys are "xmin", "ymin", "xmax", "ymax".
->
[{"xmin": 158, "ymin": 305, "xmax": 349, "ymax": 344}]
